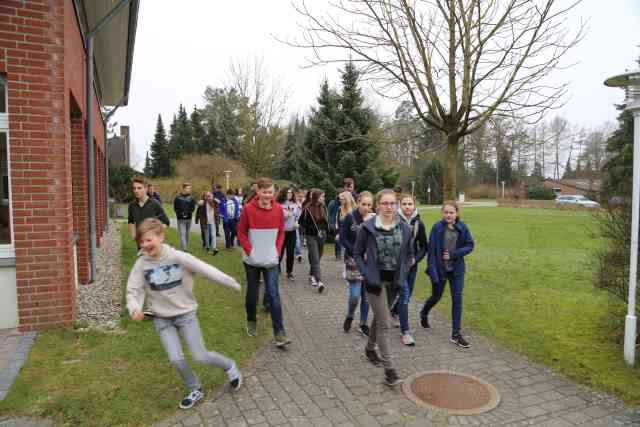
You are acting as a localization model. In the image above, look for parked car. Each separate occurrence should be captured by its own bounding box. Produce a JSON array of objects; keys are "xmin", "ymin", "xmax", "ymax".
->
[{"xmin": 555, "ymin": 195, "xmax": 600, "ymax": 209}]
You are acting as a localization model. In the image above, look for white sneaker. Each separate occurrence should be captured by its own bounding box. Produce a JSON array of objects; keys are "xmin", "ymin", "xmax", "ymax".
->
[
  {"xmin": 179, "ymin": 388, "xmax": 204, "ymax": 409},
  {"xmin": 309, "ymin": 276, "xmax": 318, "ymax": 287},
  {"xmin": 401, "ymin": 333, "xmax": 416, "ymax": 346},
  {"xmin": 318, "ymin": 282, "xmax": 325, "ymax": 293},
  {"xmin": 226, "ymin": 363, "xmax": 242, "ymax": 391}
]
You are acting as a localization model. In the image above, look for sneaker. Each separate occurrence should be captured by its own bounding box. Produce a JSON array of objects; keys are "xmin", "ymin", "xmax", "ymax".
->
[
  {"xmin": 451, "ymin": 334, "xmax": 471, "ymax": 348},
  {"xmin": 143, "ymin": 309, "xmax": 154, "ymax": 317},
  {"xmin": 179, "ymin": 388, "xmax": 204, "ymax": 409},
  {"xmin": 226, "ymin": 363, "xmax": 242, "ymax": 391},
  {"xmin": 212, "ymin": 249, "xmax": 219, "ymax": 256},
  {"xmin": 246, "ymin": 321, "xmax": 257, "ymax": 337},
  {"xmin": 263, "ymin": 301, "xmax": 271, "ymax": 312},
  {"xmin": 309, "ymin": 276, "xmax": 318, "ymax": 287},
  {"xmin": 401, "ymin": 333, "xmax": 416, "ymax": 346},
  {"xmin": 343, "ymin": 317, "xmax": 353, "ymax": 333},
  {"xmin": 318, "ymin": 282, "xmax": 325, "ymax": 293},
  {"xmin": 365, "ymin": 348, "xmax": 383, "ymax": 366},
  {"xmin": 357, "ymin": 324, "xmax": 370, "ymax": 337},
  {"xmin": 275, "ymin": 331, "xmax": 291, "ymax": 348},
  {"xmin": 297, "ymin": 255, "xmax": 303, "ymax": 263},
  {"xmin": 419, "ymin": 316, "xmax": 431, "ymax": 329},
  {"xmin": 384, "ymin": 369, "xmax": 402, "ymax": 387},
  {"xmin": 286, "ymin": 273, "xmax": 295, "ymax": 281}
]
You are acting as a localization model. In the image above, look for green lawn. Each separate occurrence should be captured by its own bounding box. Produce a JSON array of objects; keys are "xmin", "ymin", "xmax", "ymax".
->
[
  {"xmin": 413, "ymin": 207, "xmax": 640, "ymax": 403},
  {"xmin": 0, "ymin": 226, "xmax": 266, "ymax": 426}
]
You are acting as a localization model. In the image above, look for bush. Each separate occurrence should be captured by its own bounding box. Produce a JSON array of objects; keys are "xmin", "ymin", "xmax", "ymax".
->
[
  {"xmin": 527, "ymin": 183, "xmax": 555, "ymax": 200},
  {"xmin": 109, "ymin": 165, "xmax": 138, "ymax": 202}
]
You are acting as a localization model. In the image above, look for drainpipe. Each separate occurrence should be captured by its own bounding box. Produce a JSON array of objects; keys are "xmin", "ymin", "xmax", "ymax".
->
[{"xmin": 85, "ymin": 0, "xmax": 132, "ymax": 282}]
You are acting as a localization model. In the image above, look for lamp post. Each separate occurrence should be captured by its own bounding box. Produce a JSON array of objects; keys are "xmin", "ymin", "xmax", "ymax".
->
[
  {"xmin": 605, "ymin": 70, "xmax": 640, "ymax": 366},
  {"xmin": 224, "ymin": 170, "xmax": 232, "ymax": 191}
]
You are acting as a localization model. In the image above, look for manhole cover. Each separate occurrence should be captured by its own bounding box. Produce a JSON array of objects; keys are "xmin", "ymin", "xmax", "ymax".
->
[{"xmin": 403, "ymin": 370, "xmax": 501, "ymax": 415}]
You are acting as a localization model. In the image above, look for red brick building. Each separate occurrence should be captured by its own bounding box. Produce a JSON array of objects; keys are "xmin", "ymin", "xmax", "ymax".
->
[{"xmin": 0, "ymin": 0, "xmax": 138, "ymax": 331}]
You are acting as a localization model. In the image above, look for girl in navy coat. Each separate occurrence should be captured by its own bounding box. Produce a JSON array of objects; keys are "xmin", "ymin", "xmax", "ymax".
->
[{"xmin": 419, "ymin": 201, "xmax": 474, "ymax": 348}]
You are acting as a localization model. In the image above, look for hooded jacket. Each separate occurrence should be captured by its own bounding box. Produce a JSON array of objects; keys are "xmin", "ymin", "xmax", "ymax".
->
[
  {"xmin": 397, "ymin": 209, "xmax": 428, "ymax": 270},
  {"xmin": 237, "ymin": 198, "xmax": 285, "ymax": 267},
  {"xmin": 353, "ymin": 216, "xmax": 415, "ymax": 293},
  {"xmin": 426, "ymin": 219, "xmax": 474, "ymax": 284},
  {"xmin": 126, "ymin": 244, "xmax": 240, "ymax": 318},
  {"xmin": 339, "ymin": 208, "xmax": 367, "ymax": 258}
]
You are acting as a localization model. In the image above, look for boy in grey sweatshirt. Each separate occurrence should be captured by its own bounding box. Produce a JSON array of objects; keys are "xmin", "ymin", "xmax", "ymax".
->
[{"xmin": 127, "ymin": 218, "xmax": 243, "ymax": 410}]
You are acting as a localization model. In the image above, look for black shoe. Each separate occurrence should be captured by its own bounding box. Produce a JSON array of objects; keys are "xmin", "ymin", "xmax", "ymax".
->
[
  {"xmin": 318, "ymin": 282, "xmax": 325, "ymax": 293},
  {"xmin": 450, "ymin": 334, "xmax": 471, "ymax": 348},
  {"xmin": 419, "ymin": 316, "xmax": 430, "ymax": 329},
  {"xmin": 212, "ymin": 249, "xmax": 219, "ymax": 256},
  {"xmin": 286, "ymin": 273, "xmax": 295, "ymax": 281},
  {"xmin": 263, "ymin": 304, "xmax": 271, "ymax": 313},
  {"xmin": 179, "ymin": 388, "xmax": 204, "ymax": 410},
  {"xmin": 343, "ymin": 317, "xmax": 353, "ymax": 333},
  {"xmin": 365, "ymin": 348, "xmax": 383, "ymax": 366},
  {"xmin": 384, "ymin": 369, "xmax": 402, "ymax": 387},
  {"xmin": 358, "ymin": 324, "xmax": 370, "ymax": 337},
  {"xmin": 297, "ymin": 255, "xmax": 303, "ymax": 263}
]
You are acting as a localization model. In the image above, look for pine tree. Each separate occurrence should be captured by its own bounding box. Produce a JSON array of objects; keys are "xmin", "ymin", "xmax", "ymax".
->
[
  {"xmin": 149, "ymin": 115, "xmax": 172, "ymax": 177},
  {"xmin": 177, "ymin": 104, "xmax": 194, "ymax": 154},
  {"xmin": 279, "ymin": 117, "xmax": 306, "ymax": 180},
  {"xmin": 190, "ymin": 107, "xmax": 206, "ymax": 153},
  {"xmin": 167, "ymin": 114, "xmax": 179, "ymax": 159},
  {"xmin": 143, "ymin": 151, "xmax": 152, "ymax": 176}
]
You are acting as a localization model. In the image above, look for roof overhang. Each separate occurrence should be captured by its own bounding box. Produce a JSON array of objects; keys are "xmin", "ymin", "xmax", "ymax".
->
[{"xmin": 74, "ymin": 0, "xmax": 139, "ymax": 107}]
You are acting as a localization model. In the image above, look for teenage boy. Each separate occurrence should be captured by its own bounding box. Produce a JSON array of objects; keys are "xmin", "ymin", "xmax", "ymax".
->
[
  {"xmin": 237, "ymin": 177, "xmax": 290, "ymax": 347},
  {"xmin": 147, "ymin": 183, "xmax": 162, "ymax": 204},
  {"xmin": 343, "ymin": 177, "xmax": 357, "ymax": 200},
  {"xmin": 128, "ymin": 176, "xmax": 170, "ymax": 241},
  {"xmin": 174, "ymin": 183, "xmax": 197, "ymax": 252}
]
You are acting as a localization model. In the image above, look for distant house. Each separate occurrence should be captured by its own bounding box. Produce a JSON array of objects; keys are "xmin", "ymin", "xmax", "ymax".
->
[
  {"xmin": 108, "ymin": 126, "xmax": 131, "ymax": 167},
  {"xmin": 0, "ymin": 1, "xmax": 139, "ymax": 331},
  {"xmin": 543, "ymin": 178, "xmax": 601, "ymax": 197}
]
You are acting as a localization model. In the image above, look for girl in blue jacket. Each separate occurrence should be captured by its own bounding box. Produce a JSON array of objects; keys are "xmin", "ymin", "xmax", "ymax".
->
[{"xmin": 420, "ymin": 201, "xmax": 474, "ymax": 348}]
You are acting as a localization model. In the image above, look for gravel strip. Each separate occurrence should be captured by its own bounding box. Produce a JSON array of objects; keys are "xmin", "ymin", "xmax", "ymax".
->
[{"xmin": 75, "ymin": 220, "xmax": 123, "ymax": 329}]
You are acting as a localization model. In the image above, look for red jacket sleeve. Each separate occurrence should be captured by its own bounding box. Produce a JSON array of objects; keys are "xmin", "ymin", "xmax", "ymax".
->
[
  {"xmin": 237, "ymin": 205, "xmax": 252, "ymax": 255},
  {"xmin": 276, "ymin": 205, "xmax": 285, "ymax": 256}
]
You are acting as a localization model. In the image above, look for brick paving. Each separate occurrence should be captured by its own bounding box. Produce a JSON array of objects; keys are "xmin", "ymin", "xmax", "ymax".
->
[
  {"xmin": 154, "ymin": 254, "xmax": 640, "ymax": 426},
  {"xmin": 0, "ymin": 329, "xmax": 36, "ymax": 402}
]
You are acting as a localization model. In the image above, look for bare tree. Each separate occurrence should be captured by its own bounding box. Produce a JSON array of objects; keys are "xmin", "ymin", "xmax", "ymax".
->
[
  {"xmin": 286, "ymin": 0, "xmax": 584, "ymax": 198},
  {"xmin": 550, "ymin": 116, "xmax": 569, "ymax": 180}
]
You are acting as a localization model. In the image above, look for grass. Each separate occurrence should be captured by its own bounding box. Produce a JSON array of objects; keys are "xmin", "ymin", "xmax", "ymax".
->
[
  {"xmin": 0, "ymin": 225, "xmax": 268, "ymax": 426},
  {"xmin": 413, "ymin": 207, "xmax": 640, "ymax": 403}
]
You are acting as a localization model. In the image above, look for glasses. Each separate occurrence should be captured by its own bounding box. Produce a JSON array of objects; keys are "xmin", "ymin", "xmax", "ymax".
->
[{"xmin": 378, "ymin": 202, "xmax": 396, "ymax": 207}]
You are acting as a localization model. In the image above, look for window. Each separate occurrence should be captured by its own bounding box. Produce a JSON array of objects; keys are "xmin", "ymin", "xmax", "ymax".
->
[{"xmin": 0, "ymin": 77, "xmax": 11, "ymax": 252}]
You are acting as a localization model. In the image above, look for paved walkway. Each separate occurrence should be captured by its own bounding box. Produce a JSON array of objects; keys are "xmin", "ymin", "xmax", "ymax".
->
[
  {"xmin": 154, "ymin": 255, "xmax": 640, "ymax": 427},
  {"xmin": 0, "ymin": 329, "xmax": 36, "ymax": 402}
]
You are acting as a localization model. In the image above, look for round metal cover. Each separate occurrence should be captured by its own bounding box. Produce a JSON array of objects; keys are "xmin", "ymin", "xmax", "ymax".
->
[{"xmin": 402, "ymin": 370, "xmax": 501, "ymax": 415}]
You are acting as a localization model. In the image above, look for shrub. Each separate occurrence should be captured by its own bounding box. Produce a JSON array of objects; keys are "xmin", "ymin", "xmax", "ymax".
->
[
  {"xmin": 527, "ymin": 183, "xmax": 555, "ymax": 200},
  {"xmin": 109, "ymin": 165, "xmax": 138, "ymax": 202}
]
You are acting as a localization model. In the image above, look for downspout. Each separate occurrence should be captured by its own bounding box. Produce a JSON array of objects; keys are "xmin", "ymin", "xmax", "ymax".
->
[
  {"xmin": 85, "ymin": 0, "xmax": 132, "ymax": 282},
  {"xmin": 103, "ymin": 98, "xmax": 126, "ymax": 232}
]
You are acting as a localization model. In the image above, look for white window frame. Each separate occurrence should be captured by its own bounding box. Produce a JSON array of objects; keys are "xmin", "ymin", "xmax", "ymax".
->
[{"xmin": 0, "ymin": 76, "xmax": 14, "ymax": 261}]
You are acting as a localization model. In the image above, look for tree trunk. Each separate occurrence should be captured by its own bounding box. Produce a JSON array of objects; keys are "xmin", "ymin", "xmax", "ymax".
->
[{"xmin": 443, "ymin": 131, "xmax": 458, "ymax": 201}]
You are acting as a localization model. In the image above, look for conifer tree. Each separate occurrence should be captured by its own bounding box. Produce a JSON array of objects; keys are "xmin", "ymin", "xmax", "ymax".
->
[
  {"xmin": 149, "ymin": 114, "xmax": 172, "ymax": 177},
  {"xmin": 143, "ymin": 151, "xmax": 152, "ymax": 176},
  {"xmin": 190, "ymin": 107, "xmax": 206, "ymax": 153}
]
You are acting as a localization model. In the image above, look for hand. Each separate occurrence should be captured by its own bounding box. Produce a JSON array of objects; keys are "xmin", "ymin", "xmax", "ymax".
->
[
  {"xmin": 410, "ymin": 257, "xmax": 416, "ymax": 267},
  {"xmin": 131, "ymin": 310, "xmax": 144, "ymax": 321},
  {"xmin": 443, "ymin": 250, "xmax": 450, "ymax": 261}
]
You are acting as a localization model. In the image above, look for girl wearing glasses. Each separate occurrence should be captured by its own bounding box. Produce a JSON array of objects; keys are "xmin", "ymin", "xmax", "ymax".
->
[{"xmin": 353, "ymin": 189, "xmax": 414, "ymax": 387}]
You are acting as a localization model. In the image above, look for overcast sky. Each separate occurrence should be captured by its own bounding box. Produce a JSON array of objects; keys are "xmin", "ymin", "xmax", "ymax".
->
[{"xmin": 112, "ymin": 0, "xmax": 640, "ymax": 170}]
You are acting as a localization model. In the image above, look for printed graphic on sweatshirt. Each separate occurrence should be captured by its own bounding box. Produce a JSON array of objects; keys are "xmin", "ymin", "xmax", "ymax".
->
[{"xmin": 143, "ymin": 264, "xmax": 183, "ymax": 291}]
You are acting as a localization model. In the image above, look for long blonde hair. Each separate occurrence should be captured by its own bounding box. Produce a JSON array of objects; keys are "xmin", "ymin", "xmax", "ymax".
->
[{"xmin": 339, "ymin": 191, "xmax": 357, "ymax": 220}]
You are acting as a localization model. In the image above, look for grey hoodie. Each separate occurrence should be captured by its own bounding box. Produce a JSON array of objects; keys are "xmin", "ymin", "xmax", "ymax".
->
[{"xmin": 127, "ymin": 244, "xmax": 241, "ymax": 318}]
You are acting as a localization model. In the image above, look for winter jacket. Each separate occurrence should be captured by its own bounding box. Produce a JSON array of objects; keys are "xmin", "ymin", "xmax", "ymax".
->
[
  {"xmin": 353, "ymin": 217, "xmax": 415, "ymax": 294},
  {"xmin": 126, "ymin": 244, "xmax": 240, "ymax": 318},
  {"xmin": 426, "ymin": 219, "xmax": 474, "ymax": 284},
  {"xmin": 221, "ymin": 198, "xmax": 241, "ymax": 222},
  {"xmin": 339, "ymin": 208, "xmax": 367, "ymax": 258},
  {"xmin": 237, "ymin": 198, "xmax": 285, "ymax": 268},
  {"xmin": 128, "ymin": 197, "xmax": 170, "ymax": 227},
  {"xmin": 173, "ymin": 193, "xmax": 197, "ymax": 220},
  {"xmin": 397, "ymin": 210, "xmax": 428, "ymax": 270},
  {"xmin": 299, "ymin": 205, "xmax": 328, "ymax": 238},
  {"xmin": 195, "ymin": 200, "xmax": 218, "ymax": 229},
  {"xmin": 327, "ymin": 198, "xmax": 340, "ymax": 232}
]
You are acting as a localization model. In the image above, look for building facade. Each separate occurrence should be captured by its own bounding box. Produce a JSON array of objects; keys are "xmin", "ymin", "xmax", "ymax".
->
[
  {"xmin": 108, "ymin": 125, "xmax": 130, "ymax": 167},
  {"xmin": 0, "ymin": 0, "xmax": 138, "ymax": 331}
]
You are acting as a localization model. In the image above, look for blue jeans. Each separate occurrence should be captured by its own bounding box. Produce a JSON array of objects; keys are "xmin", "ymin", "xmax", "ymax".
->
[
  {"xmin": 347, "ymin": 280, "xmax": 369, "ymax": 323},
  {"xmin": 223, "ymin": 220, "xmax": 237, "ymax": 248},
  {"xmin": 420, "ymin": 272, "xmax": 464, "ymax": 336},
  {"xmin": 244, "ymin": 263, "xmax": 284, "ymax": 335},
  {"xmin": 295, "ymin": 230, "xmax": 301, "ymax": 256},
  {"xmin": 177, "ymin": 219, "xmax": 192, "ymax": 251},
  {"xmin": 392, "ymin": 268, "xmax": 417, "ymax": 334}
]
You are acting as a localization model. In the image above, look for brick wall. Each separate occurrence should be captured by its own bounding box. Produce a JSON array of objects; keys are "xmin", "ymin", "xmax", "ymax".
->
[{"xmin": 0, "ymin": 0, "xmax": 108, "ymax": 331}]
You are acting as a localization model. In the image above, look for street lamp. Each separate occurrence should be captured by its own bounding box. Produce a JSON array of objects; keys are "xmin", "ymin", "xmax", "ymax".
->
[
  {"xmin": 605, "ymin": 70, "xmax": 640, "ymax": 366},
  {"xmin": 224, "ymin": 170, "xmax": 232, "ymax": 190}
]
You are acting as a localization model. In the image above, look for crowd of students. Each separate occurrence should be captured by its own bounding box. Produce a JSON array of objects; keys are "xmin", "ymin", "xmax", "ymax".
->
[{"xmin": 124, "ymin": 175, "xmax": 474, "ymax": 409}]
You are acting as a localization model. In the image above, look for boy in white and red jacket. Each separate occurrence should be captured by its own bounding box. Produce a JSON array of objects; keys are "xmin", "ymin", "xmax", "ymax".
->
[{"xmin": 237, "ymin": 177, "xmax": 290, "ymax": 347}]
